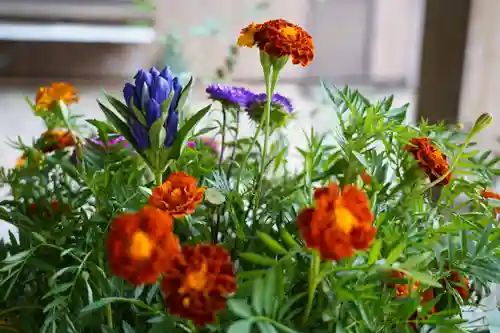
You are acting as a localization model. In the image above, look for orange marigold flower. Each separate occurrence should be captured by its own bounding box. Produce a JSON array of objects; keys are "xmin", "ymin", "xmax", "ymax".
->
[
  {"xmin": 296, "ymin": 183, "xmax": 376, "ymax": 261},
  {"xmin": 161, "ymin": 244, "xmax": 236, "ymax": 327},
  {"xmin": 35, "ymin": 82, "xmax": 79, "ymax": 113},
  {"xmin": 404, "ymin": 137, "xmax": 451, "ymax": 185},
  {"xmin": 237, "ymin": 19, "xmax": 314, "ymax": 66},
  {"xmin": 107, "ymin": 206, "xmax": 180, "ymax": 285},
  {"xmin": 361, "ymin": 170, "xmax": 371, "ymax": 185},
  {"xmin": 480, "ymin": 189, "xmax": 500, "ymax": 216},
  {"xmin": 40, "ymin": 129, "xmax": 77, "ymax": 154},
  {"xmin": 148, "ymin": 172, "xmax": 206, "ymax": 218}
]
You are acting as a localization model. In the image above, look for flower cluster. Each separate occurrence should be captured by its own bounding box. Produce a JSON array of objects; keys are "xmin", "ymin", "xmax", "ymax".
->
[
  {"xmin": 107, "ymin": 172, "xmax": 235, "ymax": 326},
  {"xmin": 123, "ymin": 67, "xmax": 182, "ymax": 150},
  {"xmin": 405, "ymin": 137, "xmax": 451, "ymax": 185},
  {"xmin": 205, "ymin": 83, "xmax": 293, "ymax": 128},
  {"xmin": 296, "ymin": 183, "xmax": 376, "ymax": 261}
]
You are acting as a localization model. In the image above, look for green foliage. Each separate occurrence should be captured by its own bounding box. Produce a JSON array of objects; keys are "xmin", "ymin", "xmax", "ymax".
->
[{"xmin": 1, "ymin": 78, "xmax": 499, "ymax": 333}]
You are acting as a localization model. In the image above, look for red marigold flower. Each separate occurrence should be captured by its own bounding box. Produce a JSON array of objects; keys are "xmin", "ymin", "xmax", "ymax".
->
[
  {"xmin": 40, "ymin": 129, "xmax": 77, "ymax": 154},
  {"xmin": 296, "ymin": 183, "xmax": 376, "ymax": 261},
  {"xmin": 361, "ymin": 170, "xmax": 371, "ymax": 185},
  {"xmin": 35, "ymin": 82, "xmax": 79, "ymax": 113},
  {"xmin": 161, "ymin": 244, "xmax": 236, "ymax": 327},
  {"xmin": 237, "ymin": 19, "xmax": 314, "ymax": 66},
  {"xmin": 480, "ymin": 189, "xmax": 500, "ymax": 216},
  {"xmin": 404, "ymin": 137, "xmax": 451, "ymax": 185},
  {"xmin": 107, "ymin": 206, "xmax": 180, "ymax": 285},
  {"xmin": 28, "ymin": 200, "xmax": 71, "ymax": 218},
  {"xmin": 148, "ymin": 172, "xmax": 206, "ymax": 218},
  {"xmin": 449, "ymin": 271, "xmax": 470, "ymax": 299}
]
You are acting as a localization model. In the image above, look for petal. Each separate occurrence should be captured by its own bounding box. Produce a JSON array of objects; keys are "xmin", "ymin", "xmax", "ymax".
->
[
  {"xmin": 160, "ymin": 66, "xmax": 174, "ymax": 83},
  {"xmin": 150, "ymin": 66, "xmax": 160, "ymax": 78},
  {"xmin": 134, "ymin": 70, "xmax": 152, "ymax": 92},
  {"xmin": 130, "ymin": 118, "xmax": 149, "ymax": 149},
  {"xmin": 151, "ymin": 76, "xmax": 170, "ymax": 104},
  {"xmin": 164, "ymin": 111, "xmax": 179, "ymax": 147},
  {"xmin": 146, "ymin": 99, "xmax": 162, "ymax": 129},
  {"xmin": 123, "ymin": 83, "xmax": 136, "ymax": 108}
]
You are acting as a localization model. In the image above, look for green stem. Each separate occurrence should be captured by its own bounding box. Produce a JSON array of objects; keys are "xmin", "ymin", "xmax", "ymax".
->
[
  {"xmin": 303, "ymin": 250, "xmax": 321, "ymax": 324},
  {"xmin": 253, "ymin": 67, "xmax": 279, "ymax": 220},
  {"xmin": 235, "ymin": 105, "xmax": 267, "ymax": 192},
  {"xmin": 105, "ymin": 304, "xmax": 113, "ymax": 328},
  {"xmin": 155, "ymin": 171, "xmax": 163, "ymax": 186}
]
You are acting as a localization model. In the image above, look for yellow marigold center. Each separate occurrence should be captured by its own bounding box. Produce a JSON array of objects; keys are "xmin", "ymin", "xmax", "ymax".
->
[
  {"xmin": 179, "ymin": 263, "xmax": 208, "ymax": 294},
  {"xmin": 129, "ymin": 231, "xmax": 154, "ymax": 260},
  {"xmin": 171, "ymin": 188, "xmax": 182, "ymax": 202},
  {"xmin": 237, "ymin": 24, "xmax": 258, "ymax": 47},
  {"xmin": 280, "ymin": 26, "xmax": 298, "ymax": 38},
  {"xmin": 334, "ymin": 202, "xmax": 358, "ymax": 233}
]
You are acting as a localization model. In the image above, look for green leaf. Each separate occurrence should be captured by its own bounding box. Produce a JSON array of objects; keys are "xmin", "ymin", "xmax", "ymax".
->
[
  {"xmin": 263, "ymin": 267, "xmax": 277, "ymax": 315},
  {"xmin": 204, "ymin": 187, "xmax": 225, "ymax": 205},
  {"xmin": 80, "ymin": 297, "xmax": 151, "ymax": 315},
  {"xmin": 252, "ymin": 278, "xmax": 264, "ymax": 315},
  {"xmin": 277, "ymin": 293, "xmax": 306, "ymax": 321},
  {"xmin": 104, "ymin": 93, "xmax": 133, "ymax": 120},
  {"xmin": 240, "ymin": 253, "xmax": 277, "ymax": 266},
  {"xmin": 168, "ymin": 104, "xmax": 211, "ymax": 160},
  {"xmin": 3, "ymin": 249, "xmax": 33, "ymax": 263},
  {"xmin": 257, "ymin": 232, "xmax": 288, "ymax": 255},
  {"xmin": 403, "ymin": 270, "xmax": 442, "ymax": 288},
  {"xmin": 227, "ymin": 319, "xmax": 252, "ymax": 333},
  {"xmin": 227, "ymin": 299, "xmax": 253, "ymax": 318},
  {"xmin": 98, "ymin": 100, "xmax": 138, "ymax": 151},
  {"xmin": 122, "ymin": 321, "xmax": 135, "ymax": 333},
  {"xmin": 386, "ymin": 242, "xmax": 406, "ymax": 264},
  {"xmin": 176, "ymin": 75, "xmax": 194, "ymax": 112},
  {"xmin": 279, "ymin": 228, "xmax": 300, "ymax": 249},
  {"xmin": 256, "ymin": 322, "xmax": 278, "ymax": 333},
  {"xmin": 367, "ymin": 239, "xmax": 382, "ymax": 265},
  {"xmin": 272, "ymin": 322, "xmax": 302, "ymax": 333}
]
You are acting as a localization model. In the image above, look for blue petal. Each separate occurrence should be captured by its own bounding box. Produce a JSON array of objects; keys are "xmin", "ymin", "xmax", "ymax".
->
[
  {"xmin": 164, "ymin": 111, "xmax": 179, "ymax": 147},
  {"xmin": 169, "ymin": 77, "xmax": 183, "ymax": 114},
  {"xmin": 150, "ymin": 67, "xmax": 160, "ymax": 78},
  {"xmin": 146, "ymin": 98, "xmax": 161, "ymax": 129},
  {"xmin": 150, "ymin": 76, "xmax": 170, "ymax": 104},
  {"xmin": 123, "ymin": 83, "xmax": 141, "ymax": 109},
  {"xmin": 134, "ymin": 70, "xmax": 152, "ymax": 93},
  {"xmin": 129, "ymin": 118, "xmax": 149, "ymax": 149},
  {"xmin": 160, "ymin": 67, "xmax": 173, "ymax": 82}
]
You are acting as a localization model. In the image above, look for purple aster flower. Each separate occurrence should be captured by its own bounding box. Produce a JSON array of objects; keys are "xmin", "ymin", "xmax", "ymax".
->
[
  {"xmin": 205, "ymin": 84, "xmax": 255, "ymax": 107},
  {"xmin": 123, "ymin": 66, "xmax": 182, "ymax": 150},
  {"xmin": 245, "ymin": 93, "xmax": 294, "ymax": 128}
]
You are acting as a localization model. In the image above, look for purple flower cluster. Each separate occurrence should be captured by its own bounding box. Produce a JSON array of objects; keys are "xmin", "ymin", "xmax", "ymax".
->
[
  {"xmin": 205, "ymin": 84, "xmax": 293, "ymax": 114},
  {"xmin": 187, "ymin": 137, "xmax": 219, "ymax": 155},
  {"xmin": 244, "ymin": 93, "xmax": 293, "ymax": 115},
  {"xmin": 205, "ymin": 84, "xmax": 254, "ymax": 107}
]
